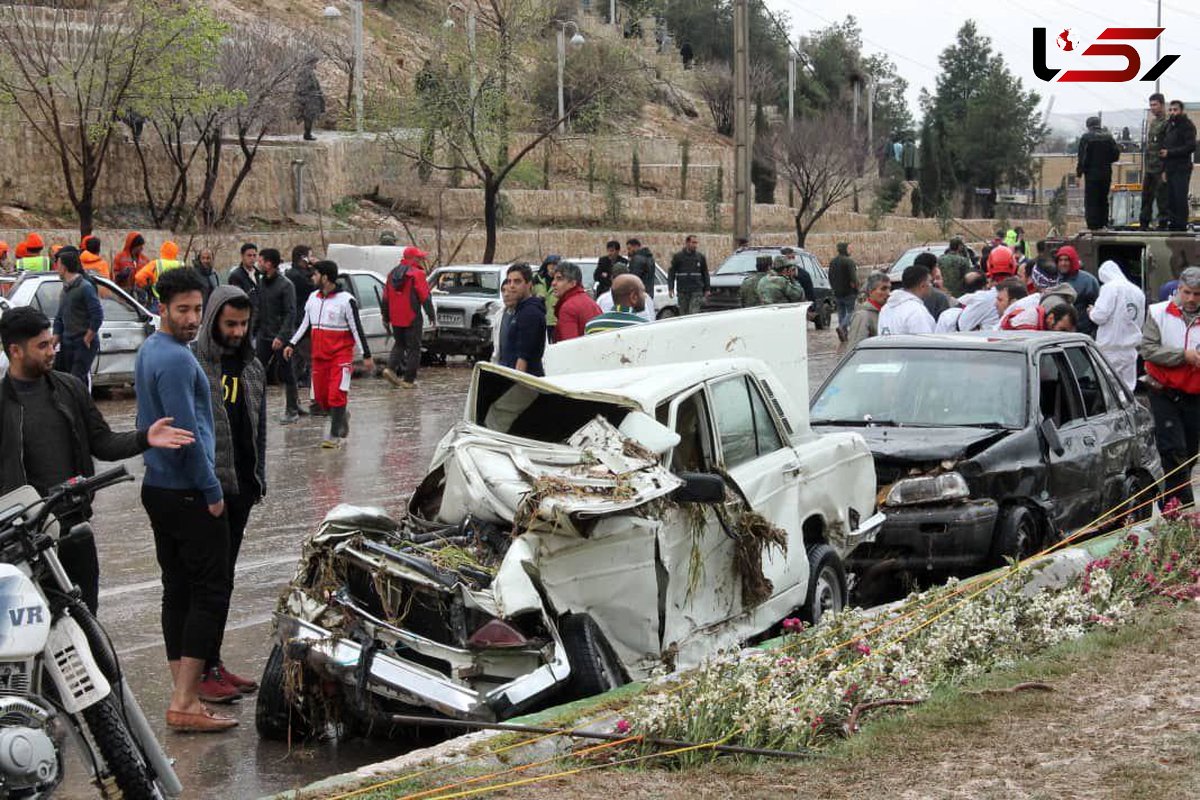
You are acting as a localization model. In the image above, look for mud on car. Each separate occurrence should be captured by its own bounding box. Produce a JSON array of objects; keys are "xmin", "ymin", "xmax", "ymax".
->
[
  {"xmin": 258, "ymin": 307, "xmax": 883, "ymax": 737},
  {"xmin": 810, "ymin": 332, "xmax": 1162, "ymax": 579}
]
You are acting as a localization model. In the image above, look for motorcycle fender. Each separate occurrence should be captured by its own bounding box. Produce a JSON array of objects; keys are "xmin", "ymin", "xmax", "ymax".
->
[{"xmin": 43, "ymin": 616, "xmax": 111, "ymax": 714}]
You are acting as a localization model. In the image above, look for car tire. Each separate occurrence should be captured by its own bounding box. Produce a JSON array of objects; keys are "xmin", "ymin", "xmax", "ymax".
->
[
  {"xmin": 657, "ymin": 306, "xmax": 679, "ymax": 319},
  {"xmin": 256, "ymin": 644, "xmax": 312, "ymax": 742},
  {"xmin": 559, "ymin": 613, "xmax": 627, "ymax": 699},
  {"xmin": 1122, "ymin": 473, "xmax": 1153, "ymax": 524},
  {"xmin": 814, "ymin": 303, "xmax": 832, "ymax": 330},
  {"xmin": 991, "ymin": 505, "xmax": 1039, "ymax": 566},
  {"xmin": 800, "ymin": 543, "xmax": 847, "ymax": 626}
]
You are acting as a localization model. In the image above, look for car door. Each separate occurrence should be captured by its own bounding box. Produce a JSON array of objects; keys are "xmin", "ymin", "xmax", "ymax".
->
[
  {"xmin": 345, "ymin": 272, "xmax": 388, "ymax": 358},
  {"xmin": 709, "ymin": 374, "xmax": 806, "ymax": 604},
  {"xmin": 1069, "ymin": 344, "xmax": 1138, "ymax": 511},
  {"xmin": 654, "ymin": 387, "xmax": 742, "ymax": 649},
  {"xmin": 1037, "ymin": 349, "xmax": 1104, "ymax": 534},
  {"xmin": 92, "ymin": 279, "xmax": 152, "ymax": 385}
]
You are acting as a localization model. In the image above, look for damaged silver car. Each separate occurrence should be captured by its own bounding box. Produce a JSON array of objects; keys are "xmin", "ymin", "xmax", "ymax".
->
[{"xmin": 258, "ymin": 306, "xmax": 883, "ymax": 737}]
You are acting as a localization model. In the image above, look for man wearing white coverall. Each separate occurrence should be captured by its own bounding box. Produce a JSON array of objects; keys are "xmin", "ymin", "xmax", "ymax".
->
[{"xmin": 1088, "ymin": 261, "xmax": 1146, "ymax": 393}]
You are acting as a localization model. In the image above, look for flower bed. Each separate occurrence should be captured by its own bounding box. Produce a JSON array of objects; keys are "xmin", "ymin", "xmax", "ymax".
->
[{"xmin": 621, "ymin": 513, "xmax": 1200, "ymax": 759}]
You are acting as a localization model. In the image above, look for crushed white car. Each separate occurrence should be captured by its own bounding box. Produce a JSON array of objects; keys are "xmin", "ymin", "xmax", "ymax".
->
[{"xmin": 258, "ymin": 306, "xmax": 883, "ymax": 737}]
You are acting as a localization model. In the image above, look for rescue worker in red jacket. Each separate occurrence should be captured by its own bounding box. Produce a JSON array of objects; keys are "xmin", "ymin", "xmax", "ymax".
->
[
  {"xmin": 550, "ymin": 260, "xmax": 601, "ymax": 342},
  {"xmin": 1138, "ymin": 266, "xmax": 1200, "ymax": 509},
  {"xmin": 284, "ymin": 260, "xmax": 373, "ymax": 448},
  {"xmin": 381, "ymin": 246, "xmax": 437, "ymax": 389}
]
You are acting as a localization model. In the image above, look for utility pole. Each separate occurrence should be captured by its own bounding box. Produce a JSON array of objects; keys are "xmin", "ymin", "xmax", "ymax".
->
[
  {"xmin": 351, "ymin": 0, "xmax": 364, "ymax": 134},
  {"xmin": 866, "ymin": 79, "xmax": 876, "ymax": 155},
  {"xmin": 1155, "ymin": 0, "xmax": 1162, "ymax": 95},
  {"xmin": 732, "ymin": 0, "xmax": 751, "ymax": 243},
  {"xmin": 787, "ymin": 50, "xmax": 796, "ymax": 131}
]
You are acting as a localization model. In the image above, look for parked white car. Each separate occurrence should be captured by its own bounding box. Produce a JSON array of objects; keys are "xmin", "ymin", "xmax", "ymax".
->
[
  {"xmin": 424, "ymin": 265, "xmax": 507, "ymax": 362},
  {"xmin": 260, "ymin": 306, "xmax": 882, "ymax": 734},
  {"xmin": 3, "ymin": 273, "xmax": 157, "ymax": 389},
  {"xmin": 333, "ymin": 268, "xmax": 390, "ymax": 362}
]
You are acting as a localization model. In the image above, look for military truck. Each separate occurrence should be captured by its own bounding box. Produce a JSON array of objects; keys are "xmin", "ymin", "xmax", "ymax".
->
[{"xmin": 1045, "ymin": 230, "xmax": 1200, "ymax": 299}]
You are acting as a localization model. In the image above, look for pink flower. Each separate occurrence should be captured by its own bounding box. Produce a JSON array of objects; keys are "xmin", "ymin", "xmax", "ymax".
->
[
  {"xmin": 854, "ymin": 642, "xmax": 872, "ymax": 656},
  {"xmin": 782, "ymin": 618, "xmax": 805, "ymax": 633},
  {"xmin": 810, "ymin": 715, "xmax": 824, "ymax": 729},
  {"xmin": 898, "ymin": 677, "xmax": 910, "ymax": 686},
  {"xmin": 615, "ymin": 719, "xmax": 631, "ymax": 735},
  {"xmin": 777, "ymin": 656, "xmax": 795, "ymax": 667},
  {"xmin": 1163, "ymin": 498, "xmax": 1182, "ymax": 520},
  {"xmin": 1125, "ymin": 532, "xmax": 1141, "ymax": 548}
]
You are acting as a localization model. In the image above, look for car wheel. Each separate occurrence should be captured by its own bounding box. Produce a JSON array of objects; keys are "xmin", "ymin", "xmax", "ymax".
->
[
  {"xmin": 1122, "ymin": 473, "xmax": 1153, "ymax": 524},
  {"xmin": 813, "ymin": 303, "xmax": 832, "ymax": 330},
  {"xmin": 559, "ymin": 613, "xmax": 627, "ymax": 699},
  {"xmin": 256, "ymin": 644, "xmax": 313, "ymax": 742},
  {"xmin": 657, "ymin": 307, "xmax": 679, "ymax": 319},
  {"xmin": 991, "ymin": 505, "xmax": 1039, "ymax": 566},
  {"xmin": 800, "ymin": 543, "xmax": 847, "ymax": 626}
]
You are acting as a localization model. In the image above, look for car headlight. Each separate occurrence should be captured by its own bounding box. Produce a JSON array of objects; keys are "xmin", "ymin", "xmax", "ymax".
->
[{"xmin": 884, "ymin": 472, "xmax": 969, "ymax": 507}]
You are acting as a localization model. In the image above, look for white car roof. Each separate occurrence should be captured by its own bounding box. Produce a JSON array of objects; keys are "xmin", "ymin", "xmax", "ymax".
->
[
  {"xmin": 545, "ymin": 360, "xmax": 758, "ymax": 410},
  {"xmin": 431, "ymin": 264, "xmax": 506, "ymax": 273}
]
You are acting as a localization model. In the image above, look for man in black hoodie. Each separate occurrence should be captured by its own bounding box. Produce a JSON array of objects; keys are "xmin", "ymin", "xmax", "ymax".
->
[
  {"xmin": 191, "ymin": 285, "xmax": 267, "ymax": 704},
  {"xmin": 284, "ymin": 246, "xmax": 315, "ymax": 394},
  {"xmin": 255, "ymin": 248, "xmax": 303, "ymax": 422},
  {"xmin": 626, "ymin": 238, "xmax": 656, "ymax": 294},
  {"xmin": 1159, "ymin": 100, "xmax": 1197, "ymax": 231},
  {"xmin": 1076, "ymin": 116, "xmax": 1121, "ymax": 230}
]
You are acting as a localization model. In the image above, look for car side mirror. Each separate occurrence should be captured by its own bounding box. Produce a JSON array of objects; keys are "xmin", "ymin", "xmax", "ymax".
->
[
  {"xmin": 1040, "ymin": 418, "xmax": 1065, "ymax": 456},
  {"xmin": 673, "ymin": 473, "xmax": 727, "ymax": 504}
]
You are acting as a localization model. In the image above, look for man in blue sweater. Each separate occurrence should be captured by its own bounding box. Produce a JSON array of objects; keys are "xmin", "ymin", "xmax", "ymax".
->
[{"xmin": 135, "ymin": 267, "xmax": 236, "ymax": 733}]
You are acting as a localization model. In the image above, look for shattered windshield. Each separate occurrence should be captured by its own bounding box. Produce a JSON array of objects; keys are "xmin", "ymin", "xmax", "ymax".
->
[
  {"xmin": 811, "ymin": 349, "xmax": 1027, "ymax": 429},
  {"xmin": 433, "ymin": 270, "xmax": 501, "ymax": 296},
  {"xmin": 474, "ymin": 369, "xmax": 632, "ymax": 443}
]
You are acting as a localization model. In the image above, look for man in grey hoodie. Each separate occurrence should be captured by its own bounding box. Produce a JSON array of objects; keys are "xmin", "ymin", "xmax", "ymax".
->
[{"xmin": 191, "ymin": 285, "xmax": 267, "ymax": 705}]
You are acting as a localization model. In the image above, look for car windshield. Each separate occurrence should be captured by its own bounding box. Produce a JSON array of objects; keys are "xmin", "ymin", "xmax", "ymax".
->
[
  {"xmin": 716, "ymin": 251, "xmax": 779, "ymax": 275},
  {"xmin": 811, "ymin": 349, "xmax": 1026, "ymax": 429},
  {"xmin": 433, "ymin": 271, "xmax": 500, "ymax": 296}
]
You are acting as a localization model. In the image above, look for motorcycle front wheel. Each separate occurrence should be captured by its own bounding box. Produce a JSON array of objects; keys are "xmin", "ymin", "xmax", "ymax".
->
[{"xmin": 81, "ymin": 695, "xmax": 159, "ymax": 800}]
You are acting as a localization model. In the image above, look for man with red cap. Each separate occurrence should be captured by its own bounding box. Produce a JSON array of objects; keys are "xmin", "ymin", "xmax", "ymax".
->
[
  {"xmin": 1054, "ymin": 245, "xmax": 1100, "ymax": 337},
  {"xmin": 381, "ymin": 246, "xmax": 437, "ymax": 389}
]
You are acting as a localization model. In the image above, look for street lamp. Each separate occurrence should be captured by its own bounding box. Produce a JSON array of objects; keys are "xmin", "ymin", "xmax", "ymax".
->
[
  {"xmin": 322, "ymin": 1, "xmax": 363, "ymax": 134},
  {"xmin": 556, "ymin": 20, "xmax": 586, "ymax": 133},
  {"xmin": 444, "ymin": 2, "xmax": 477, "ymax": 130}
]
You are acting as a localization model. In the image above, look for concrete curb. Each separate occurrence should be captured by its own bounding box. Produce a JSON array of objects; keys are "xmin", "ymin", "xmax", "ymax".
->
[{"xmin": 264, "ymin": 523, "xmax": 1150, "ymax": 800}]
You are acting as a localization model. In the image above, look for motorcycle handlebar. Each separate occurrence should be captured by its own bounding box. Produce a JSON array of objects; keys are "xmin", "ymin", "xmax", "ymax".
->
[
  {"xmin": 60, "ymin": 466, "xmax": 134, "ymax": 498},
  {"xmin": 0, "ymin": 467, "xmax": 134, "ymax": 550}
]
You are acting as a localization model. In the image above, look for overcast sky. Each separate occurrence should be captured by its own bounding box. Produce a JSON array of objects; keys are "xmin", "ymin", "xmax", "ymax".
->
[{"xmin": 765, "ymin": 0, "xmax": 1200, "ymax": 116}]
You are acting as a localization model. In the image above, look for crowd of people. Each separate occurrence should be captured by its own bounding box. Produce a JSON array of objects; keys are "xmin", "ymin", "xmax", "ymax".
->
[{"xmin": 841, "ymin": 235, "xmax": 1199, "ymax": 510}]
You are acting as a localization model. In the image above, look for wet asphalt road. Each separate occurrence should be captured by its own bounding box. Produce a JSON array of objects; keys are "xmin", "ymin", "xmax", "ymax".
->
[{"xmin": 56, "ymin": 329, "xmax": 849, "ymax": 799}]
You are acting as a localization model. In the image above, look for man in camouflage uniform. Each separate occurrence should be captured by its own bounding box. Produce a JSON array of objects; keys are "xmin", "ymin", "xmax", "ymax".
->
[
  {"xmin": 1140, "ymin": 92, "xmax": 1170, "ymax": 230},
  {"xmin": 739, "ymin": 255, "xmax": 773, "ymax": 307},
  {"xmin": 757, "ymin": 258, "xmax": 806, "ymax": 305},
  {"xmin": 938, "ymin": 237, "xmax": 971, "ymax": 297}
]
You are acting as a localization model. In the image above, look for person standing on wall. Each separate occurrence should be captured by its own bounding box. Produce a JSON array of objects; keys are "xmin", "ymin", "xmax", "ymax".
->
[
  {"xmin": 1140, "ymin": 93, "xmax": 1170, "ymax": 231},
  {"xmin": 1159, "ymin": 100, "xmax": 1197, "ymax": 232},
  {"xmin": 668, "ymin": 235, "xmax": 710, "ymax": 315},
  {"xmin": 285, "ymin": 260, "xmax": 374, "ymax": 448},
  {"xmin": 134, "ymin": 267, "xmax": 237, "ymax": 733},
  {"xmin": 1076, "ymin": 116, "xmax": 1120, "ymax": 231}
]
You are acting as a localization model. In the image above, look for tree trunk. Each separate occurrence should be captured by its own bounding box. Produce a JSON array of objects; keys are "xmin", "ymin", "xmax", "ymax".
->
[
  {"xmin": 483, "ymin": 180, "xmax": 499, "ymax": 264},
  {"xmin": 216, "ymin": 128, "xmax": 266, "ymax": 228},
  {"xmin": 76, "ymin": 195, "xmax": 94, "ymax": 239},
  {"xmin": 794, "ymin": 215, "xmax": 807, "ymax": 248}
]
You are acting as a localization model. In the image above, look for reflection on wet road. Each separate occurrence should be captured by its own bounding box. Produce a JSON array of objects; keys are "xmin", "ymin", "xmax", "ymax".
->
[{"xmin": 60, "ymin": 331, "xmax": 850, "ymax": 799}]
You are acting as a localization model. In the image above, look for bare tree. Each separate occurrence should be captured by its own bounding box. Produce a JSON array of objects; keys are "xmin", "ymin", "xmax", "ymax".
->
[
  {"xmin": 761, "ymin": 110, "xmax": 866, "ymax": 247},
  {"xmin": 390, "ymin": 0, "xmax": 641, "ymax": 263},
  {"xmin": 0, "ymin": 1, "xmax": 218, "ymax": 234},
  {"xmin": 694, "ymin": 61, "xmax": 781, "ymax": 137}
]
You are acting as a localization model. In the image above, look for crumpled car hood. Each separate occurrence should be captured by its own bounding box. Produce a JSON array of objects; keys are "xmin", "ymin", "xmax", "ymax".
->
[
  {"xmin": 813, "ymin": 425, "xmax": 1011, "ymax": 463},
  {"xmin": 430, "ymin": 416, "xmax": 684, "ymax": 536}
]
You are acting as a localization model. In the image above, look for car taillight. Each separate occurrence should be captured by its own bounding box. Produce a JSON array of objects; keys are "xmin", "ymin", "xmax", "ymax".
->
[{"xmin": 467, "ymin": 619, "xmax": 530, "ymax": 649}]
